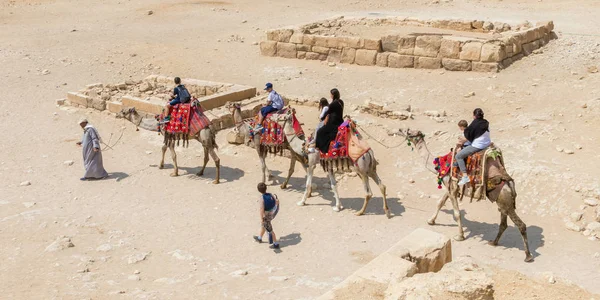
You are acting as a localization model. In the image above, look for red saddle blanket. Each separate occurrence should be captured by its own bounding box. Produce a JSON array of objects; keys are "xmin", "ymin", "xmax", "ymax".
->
[
  {"xmin": 319, "ymin": 120, "xmax": 370, "ymax": 162},
  {"xmin": 163, "ymin": 103, "xmax": 210, "ymax": 135},
  {"xmin": 433, "ymin": 150, "xmax": 484, "ymax": 188},
  {"xmin": 250, "ymin": 110, "xmax": 304, "ymax": 146}
]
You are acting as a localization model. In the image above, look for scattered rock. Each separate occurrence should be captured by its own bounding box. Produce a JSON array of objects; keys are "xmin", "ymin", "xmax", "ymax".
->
[
  {"xmin": 348, "ymin": 172, "xmax": 357, "ymax": 177},
  {"xmin": 565, "ymin": 221, "xmax": 583, "ymax": 232},
  {"xmin": 127, "ymin": 252, "xmax": 149, "ymax": 264},
  {"xmin": 269, "ymin": 276, "xmax": 289, "ymax": 282},
  {"xmin": 20, "ymin": 181, "xmax": 31, "ymax": 187},
  {"xmin": 23, "ymin": 202, "xmax": 36, "ymax": 208},
  {"xmin": 584, "ymin": 198, "xmax": 598, "ymax": 207},
  {"xmin": 586, "ymin": 221, "xmax": 600, "ymax": 232},
  {"xmin": 56, "ymin": 99, "xmax": 66, "ymax": 106},
  {"xmin": 96, "ymin": 244, "xmax": 112, "ymax": 252},
  {"xmin": 230, "ymin": 270, "xmax": 248, "ymax": 277},
  {"xmin": 570, "ymin": 212, "xmax": 583, "ymax": 222},
  {"xmin": 45, "ymin": 236, "xmax": 75, "ymax": 252},
  {"xmin": 128, "ymin": 275, "xmax": 141, "ymax": 281},
  {"xmin": 41, "ymin": 69, "xmax": 50, "ymax": 75},
  {"xmin": 252, "ymin": 42, "xmax": 258, "ymax": 45},
  {"xmin": 409, "ymin": 179, "xmax": 415, "ymax": 184},
  {"xmin": 134, "ymin": 270, "xmax": 141, "ymax": 274},
  {"xmin": 147, "ymin": 10, "xmax": 153, "ymax": 15},
  {"xmin": 555, "ymin": 147, "xmax": 564, "ymax": 153},
  {"xmin": 564, "ymin": 149, "xmax": 574, "ymax": 154},
  {"xmin": 594, "ymin": 252, "xmax": 600, "ymax": 258},
  {"xmin": 169, "ymin": 249, "xmax": 194, "ymax": 261},
  {"xmin": 64, "ymin": 160, "xmax": 74, "ymax": 166},
  {"xmin": 328, "ymin": 62, "xmax": 336, "ymax": 67},
  {"xmin": 145, "ymin": 151, "xmax": 152, "ymax": 155},
  {"xmin": 588, "ymin": 66, "xmax": 598, "ymax": 74},
  {"xmin": 595, "ymin": 207, "xmax": 600, "ymax": 222},
  {"xmin": 464, "ymin": 92, "xmax": 475, "ymax": 98}
]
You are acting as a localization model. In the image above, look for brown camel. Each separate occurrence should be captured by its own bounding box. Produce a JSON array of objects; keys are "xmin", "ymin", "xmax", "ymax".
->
[
  {"xmin": 399, "ymin": 129, "xmax": 533, "ymax": 262},
  {"xmin": 298, "ymin": 120, "xmax": 390, "ymax": 218},
  {"xmin": 119, "ymin": 107, "xmax": 220, "ymax": 183},
  {"xmin": 228, "ymin": 102, "xmax": 308, "ymax": 188}
]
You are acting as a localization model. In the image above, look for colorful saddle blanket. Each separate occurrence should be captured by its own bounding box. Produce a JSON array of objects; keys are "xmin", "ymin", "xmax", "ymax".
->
[
  {"xmin": 250, "ymin": 109, "xmax": 304, "ymax": 146},
  {"xmin": 433, "ymin": 150, "xmax": 485, "ymax": 189},
  {"xmin": 162, "ymin": 102, "xmax": 210, "ymax": 135},
  {"xmin": 319, "ymin": 120, "xmax": 370, "ymax": 162}
]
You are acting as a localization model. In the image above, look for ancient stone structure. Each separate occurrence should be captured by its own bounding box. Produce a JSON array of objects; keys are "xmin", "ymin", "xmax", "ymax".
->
[{"xmin": 260, "ymin": 17, "xmax": 556, "ymax": 72}]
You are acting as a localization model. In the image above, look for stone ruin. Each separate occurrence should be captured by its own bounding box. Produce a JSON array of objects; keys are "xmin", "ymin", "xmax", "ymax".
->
[
  {"xmin": 260, "ymin": 16, "xmax": 556, "ymax": 72},
  {"xmin": 318, "ymin": 228, "xmax": 495, "ymax": 300}
]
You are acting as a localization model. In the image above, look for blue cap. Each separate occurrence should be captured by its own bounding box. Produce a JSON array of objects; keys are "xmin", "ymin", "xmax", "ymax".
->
[{"xmin": 264, "ymin": 83, "xmax": 273, "ymax": 90}]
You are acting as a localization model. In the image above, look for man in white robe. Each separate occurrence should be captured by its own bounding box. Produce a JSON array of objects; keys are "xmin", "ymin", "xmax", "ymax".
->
[{"xmin": 76, "ymin": 118, "xmax": 108, "ymax": 180}]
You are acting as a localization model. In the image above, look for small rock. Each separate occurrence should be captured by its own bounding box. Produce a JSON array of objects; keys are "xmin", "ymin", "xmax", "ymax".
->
[
  {"xmin": 56, "ymin": 99, "xmax": 66, "ymax": 106},
  {"xmin": 584, "ymin": 199, "xmax": 598, "ymax": 207},
  {"xmin": 147, "ymin": 10, "xmax": 153, "ymax": 15},
  {"xmin": 555, "ymin": 147, "xmax": 564, "ymax": 153},
  {"xmin": 127, "ymin": 252, "xmax": 149, "ymax": 264},
  {"xmin": 565, "ymin": 221, "xmax": 583, "ymax": 232},
  {"xmin": 564, "ymin": 149, "xmax": 574, "ymax": 154},
  {"xmin": 328, "ymin": 62, "xmax": 336, "ymax": 67},
  {"xmin": 23, "ymin": 202, "xmax": 36, "ymax": 208},
  {"xmin": 594, "ymin": 252, "xmax": 600, "ymax": 258},
  {"xmin": 45, "ymin": 236, "xmax": 75, "ymax": 252},
  {"xmin": 548, "ymin": 276, "xmax": 556, "ymax": 284},
  {"xmin": 252, "ymin": 42, "xmax": 258, "ymax": 45},
  {"xmin": 586, "ymin": 221, "xmax": 600, "ymax": 232},
  {"xmin": 77, "ymin": 268, "xmax": 90, "ymax": 273},
  {"xmin": 575, "ymin": 144, "xmax": 583, "ymax": 150},
  {"xmin": 134, "ymin": 270, "xmax": 141, "ymax": 274},
  {"xmin": 42, "ymin": 69, "xmax": 50, "ymax": 75},
  {"xmin": 583, "ymin": 230, "xmax": 591, "ymax": 237},
  {"xmin": 588, "ymin": 66, "xmax": 598, "ymax": 74},
  {"xmin": 348, "ymin": 172, "xmax": 357, "ymax": 177},
  {"xmin": 269, "ymin": 276, "xmax": 289, "ymax": 282},
  {"xmin": 96, "ymin": 244, "xmax": 112, "ymax": 252},
  {"xmin": 242, "ymin": 20, "xmax": 247, "ymax": 23},
  {"xmin": 145, "ymin": 151, "xmax": 152, "ymax": 155},
  {"xmin": 464, "ymin": 92, "xmax": 475, "ymax": 98},
  {"xmin": 20, "ymin": 181, "xmax": 31, "ymax": 187},
  {"xmin": 409, "ymin": 179, "xmax": 415, "ymax": 184},
  {"xmin": 570, "ymin": 212, "xmax": 583, "ymax": 222},
  {"xmin": 64, "ymin": 160, "xmax": 74, "ymax": 166},
  {"xmin": 230, "ymin": 270, "xmax": 248, "ymax": 277},
  {"xmin": 128, "ymin": 275, "xmax": 141, "ymax": 281}
]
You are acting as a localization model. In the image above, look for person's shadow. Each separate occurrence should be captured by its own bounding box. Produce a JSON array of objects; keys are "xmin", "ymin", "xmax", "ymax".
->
[
  {"xmin": 272, "ymin": 233, "xmax": 302, "ymax": 253},
  {"xmin": 107, "ymin": 172, "xmax": 129, "ymax": 182}
]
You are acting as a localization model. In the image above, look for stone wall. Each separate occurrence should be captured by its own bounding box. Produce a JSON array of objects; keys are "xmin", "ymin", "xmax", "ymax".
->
[
  {"xmin": 59, "ymin": 75, "xmax": 256, "ymax": 118},
  {"xmin": 260, "ymin": 17, "xmax": 556, "ymax": 72}
]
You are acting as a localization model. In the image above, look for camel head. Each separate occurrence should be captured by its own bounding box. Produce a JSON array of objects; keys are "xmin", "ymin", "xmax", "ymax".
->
[
  {"xmin": 398, "ymin": 128, "xmax": 426, "ymax": 148},
  {"xmin": 226, "ymin": 101, "xmax": 242, "ymax": 114}
]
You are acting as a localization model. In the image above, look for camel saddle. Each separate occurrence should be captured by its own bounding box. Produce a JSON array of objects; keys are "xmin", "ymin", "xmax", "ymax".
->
[
  {"xmin": 434, "ymin": 146, "xmax": 512, "ymax": 202},
  {"xmin": 249, "ymin": 109, "xmax": 304, "ymax": 147},
  {"xmin": 159, "ymin": 101, "xmax": 211, "ymax": 147},
  {"xmin": 320, "ymin": 119, "xmax": 371, "ymax": 166}
]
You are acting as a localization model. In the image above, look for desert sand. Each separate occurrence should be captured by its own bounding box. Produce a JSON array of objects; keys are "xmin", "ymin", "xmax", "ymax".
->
[{"xmin": 1, "ymin": 0, "xmax": 600, "ymax": 299}]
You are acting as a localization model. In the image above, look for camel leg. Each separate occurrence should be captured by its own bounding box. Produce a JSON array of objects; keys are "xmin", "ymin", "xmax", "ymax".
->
[
  {"xmin": 427, "ymin": 193, "xmax": 449, "ymax": 225},
  {"xmin": 281, "ymin": 155, "xmax": 296, "ymax": 189},
  {"xmin": 355, "ymin": 172, "xmax": 372, "ymax": 216},
  {"xmin": 170, "ymin": 145, "xmax": 179, "ymax": 177},
  {"xmin": 197, "ymin": 146, "xmax": 209, "ymax": 177},
  {"xmin": 489, "ymin": 213, "xmax": 508, "ymax": 246},
  {"xmin": 369, "ymin": 171, "xmax": 389, "ymax": 219},
  {"xmin": 159, "ymin": 144, "xmax": 168, "ymax": 169},
  {"xmin": 259, "ymin": 153, "xmax": 267, "ymax": 184},
  {"xmin": 449, "ymin": 195, "xmax": 465, "ymax": 241},
  {"xmin": 209, "ymin": 148, "xmax": 220, "ymax": 184},
  {"xmin": 508, "ymin": 210, "xmax": 534, "ymax": 262},
  {"xmin": 298, "ymin": 164, "xmax": 315, "ymax": 206},
  {"xmin": 329, "ymin": 170, "xmax": 342, "ymax": 212}
]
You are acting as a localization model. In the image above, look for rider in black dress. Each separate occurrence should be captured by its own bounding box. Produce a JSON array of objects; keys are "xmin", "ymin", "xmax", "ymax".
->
[{"xmin": 316, "ymin": 88, "xmax": 344, "ymax": 153}]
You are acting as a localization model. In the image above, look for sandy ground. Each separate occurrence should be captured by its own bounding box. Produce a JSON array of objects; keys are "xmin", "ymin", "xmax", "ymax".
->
[{"xmin": 1, "ymin": 0, "xmax": 600, "ymax": 299}]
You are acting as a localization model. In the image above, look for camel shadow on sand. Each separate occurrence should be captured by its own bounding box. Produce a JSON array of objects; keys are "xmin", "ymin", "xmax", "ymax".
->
[
  {"xmin": 154, "ymin": 164, "xmax": 245, "ymax": 183},
  {"xmin": 436, "ymin": 208, "xmax": 545, "ymax": 259},
  {"xmin": 270, "ymin": 170, "xmax": 405, "ymax": 218}
]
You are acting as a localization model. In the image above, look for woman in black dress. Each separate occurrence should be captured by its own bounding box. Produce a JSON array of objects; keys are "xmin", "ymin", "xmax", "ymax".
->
[{"xmin": 316, "ymin": 88, "xmax": 344, "ymax": 153}]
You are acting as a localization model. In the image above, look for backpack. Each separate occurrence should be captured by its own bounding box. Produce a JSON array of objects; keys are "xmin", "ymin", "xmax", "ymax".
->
[{"xmin": 177, "ymin": 85, "xmax": 191, "ymax": 103}]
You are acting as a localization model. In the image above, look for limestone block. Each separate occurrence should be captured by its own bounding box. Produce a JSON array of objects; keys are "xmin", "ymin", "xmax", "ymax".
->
[
  {"xmin": 442, "ymin": 58, "xmax": 471, "ymax": 71},
  {"xmin": 385, "ymin": 256, "xmax": 494, "ymax": 300},
  {"xmin": 328, "ymin": 49, "xmax": 342, "ymax": 63},
  {"xmin": 502, "ymin": 57, "xmax": 514, "ymax": 68},
  {"xmin": 525, "ymin": 29, "xmax": 536, "ymax": 43},
  {"xmin": 312, "ymin": 46, "xmax": 330, "ymax": 54},
  {"xmin": 276, "ymin": 42, "xmax": 297, "ymax": 58},
  {"xmin": 303, "ymin": 35, "xmax": 316, "ymax": 46},
  {"xmin": 289, "ymin": 33, "xmax": 304, "ymax": 44},
  {"xmin": 297, "ymin": 51, "xmax": 306, "ymax": 59},
  {"xmin": 416, "ymin": 57, "xmax": 442, "ymax": 69},
  {"xmin": 362, "ymin": 38, "xmax": 382, "ymax": 51},
  {"xmin": 397, "ymin": 36, "xmax": 416, "ymax": 55},
  {"xmin": 459, "ymin": 41, "xmax": 483, "ymax": 61},
  {"xmin": 318, "ymin": 53, "xmax": 328, "ymax": 61},
  {"xmin": 341, "ymin": 48, "xmax": 356, "ymax": 64},
  {"xmin": 91, "ymin": 98, "xmax": 106, "ymax": 111},
  {"xmin": 260, "ymin": 41, "xmax": 277, "ymax": 57},
  {"xmin": 338, "ymin": 37, "xmax": 362, "ymax": 49},
  {"xmin": 388, "ymin": 54, "xmax": 414, "ymax": 68},
  {"xmin": 107, "ymin": 101, "xmax": 123, "ymax": 114},
  {"xmin": 121, "ymin": 96, "xmax": 164, "ymax": 115},
  {"xmin": 439, "ymin": 38, "xmax": 461, "ymax": 59},
  {"xmin": 306, "ymin": 52, "xmax": 320, "ymax": 60},
  {"xmin": 472, "ymin": 62, "xmax": 500, "ymax": 73},
  {"xmin": 314, "ymin": 35, "xmax": 329, "ymax": 47},
  {"xmin": 355, "ymin": 49, "xmax": 377, "ymax": 66},
  {"xmin": 55, "ymin": 98, "xmax": 66, "ymax": 106},
  {"xmin": 531, "ymin": 39, "xmax": 540, "ymax": 50},
  {"xmin": 86, "ymin": 83, "xmax": 103, "ymax": 89},
  {"xmin": 381, "ymin": 35, "xmax": 400, "ymax": 52},
  {"xmin": 266, "ymin": 29, "xmax": 294, "ymax": 42},
  {"xmin": 325, "ymin": 37, "xmax": 342, "ymax": 49},
  {"xmin": 448, "ymin": 20, "xmax": 472, "ymax": 31},
  {"xmin": 67, "ymin": 92, "xmax": 91, "ymax": 108},
  {"xmin": 414, "ymin": 35, "xmax": 442, "ymax": 58},
  {"xmin": 376, "ymin": 52, "xmax": 390, "ymax": 67},
  {"xmin": 296, "ymin": 44, "xmax": 311, "ymax": 52},
  {"xmin": 480, "ymin": 43, "xmax": 506, "ymax": 62},
  {"xmin": 472, "ymin": 20, "xmax": 484, "ymax": 30},
  {"xmin": 387, "ymin": 228, "xmax": 452, "ymax": 273},
  {"xmin": 536, "ymin": 20, "xmax": 554, "ymax": 32},
  {"xmin": 226, "ymin": 131, "xmax": 245, "ymax": 144},
  {"xmin": 522, "ymin": 42, "xmax": 535, "ymax": 55}
]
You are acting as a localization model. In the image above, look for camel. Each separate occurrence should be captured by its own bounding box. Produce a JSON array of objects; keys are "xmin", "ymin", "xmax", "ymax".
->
[
  {"xmin": 228, "ymin": 102, "xmax": 308, "ymax": 188},
  {"xmin": 298, "ymin": 120, "xmax": 390, "ymax": 218},
  {"xmin": 119, "ymin": 107, "xmax": 220, "ymax": 183},
  {"xmin": 398, "ymin": 129, "xmax": 533, "ymax": 262}
]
